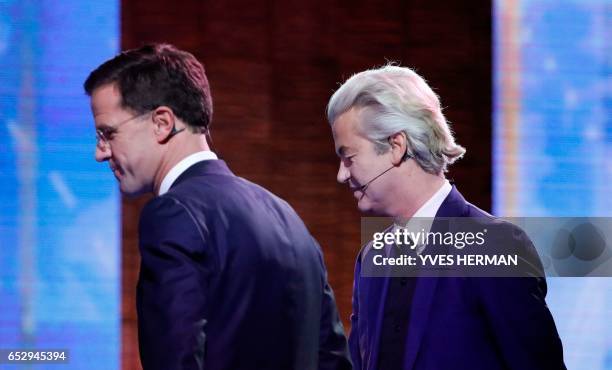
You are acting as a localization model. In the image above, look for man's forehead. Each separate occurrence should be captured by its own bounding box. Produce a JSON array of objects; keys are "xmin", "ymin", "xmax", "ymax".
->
[
  {"xmin": 90, "ymin": 83, "xmax": 122, "ymax": 117},
  {"xmin": 331, "ymin": 125, "xmax": 349, "ymax": 156},
  {"xmin": 334, "ymin": 107, "xmax": 365, "ymax": 131},
  {"xmin": 332, "ymin": 108, "xmax": 365, "ymax": 154}
]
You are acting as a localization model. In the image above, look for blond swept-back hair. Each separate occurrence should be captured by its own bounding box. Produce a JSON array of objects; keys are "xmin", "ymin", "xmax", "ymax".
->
[{"xmin": 327, "ymin": 65, "xmax": 465, "ymax": 174}]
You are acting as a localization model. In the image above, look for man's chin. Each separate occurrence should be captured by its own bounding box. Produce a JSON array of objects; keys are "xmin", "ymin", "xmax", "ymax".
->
[
  {"xmin": 357, "ymin": 198, "xmax": 387, "ymax": 216},
  {"xmin": 119, "ymin": 182, "xmax": 149, "ymax": 198},
  {"xmin": 356, "ymin": 199, "xmax": 375, "ymax": 215}
]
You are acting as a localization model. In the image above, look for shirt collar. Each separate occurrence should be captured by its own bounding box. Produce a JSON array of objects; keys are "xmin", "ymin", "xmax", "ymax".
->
[
  {"xmin": 158, "ymin": 151, "xmax": 218, "ymax": 195},
  {"xmin": 394, "ymin": 179, "xmax": 452, "ymax": 254},
  {"xmin": 412, "ymin": 179, "xmax": 452, "ymax": 218}
]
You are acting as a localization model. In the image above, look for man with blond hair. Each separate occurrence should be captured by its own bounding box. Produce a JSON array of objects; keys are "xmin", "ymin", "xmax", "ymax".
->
[{"xmin": 326, "ymin": 65, "xmax": 566, "ymax": 370}]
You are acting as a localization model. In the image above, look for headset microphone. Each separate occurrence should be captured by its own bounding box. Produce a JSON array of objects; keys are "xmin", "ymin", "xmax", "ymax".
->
[
  {"xmin": 355, "ymin": 165, "xmax": 395, "ymax": 192},
  {"xmin": 355, "ymin": 152, "xmax": 413, "ymax": 193}
]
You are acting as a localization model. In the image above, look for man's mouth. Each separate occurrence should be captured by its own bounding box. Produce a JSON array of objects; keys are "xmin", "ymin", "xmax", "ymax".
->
[
  {"xmin": 110, "ymin": 165, "xmax": 122, "ymax": 178},
  {"xmin": 349, "ymin": 187, "xmax": 364, "ymax": 199}
]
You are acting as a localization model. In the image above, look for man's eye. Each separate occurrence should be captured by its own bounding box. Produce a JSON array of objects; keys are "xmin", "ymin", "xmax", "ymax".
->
[
  {"xmin": 102, "ymin": 129, "xmax": 116, "ymax": 139},
  {"xmin": 342, "ymin": 156, "xmax": 355, "ymax": 166}
]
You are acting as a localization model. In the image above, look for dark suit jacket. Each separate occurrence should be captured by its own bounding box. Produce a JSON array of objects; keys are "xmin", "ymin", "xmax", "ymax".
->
[
  {"xmin": 137, "ymin": 159, "xmax": 352, "ymax": 370},
  {"xmin": 349, "ymin": 186, "xmax": 566, "ymax": 370}
]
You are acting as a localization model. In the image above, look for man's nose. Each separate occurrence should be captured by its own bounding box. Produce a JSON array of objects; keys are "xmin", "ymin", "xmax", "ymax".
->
[
  {"xmin": 337, "ymin": 161, "xmax": 350, "ymax": 184},
  {"xmin": 95, "ymin": 145, "xmax": 111, "ymax": 162}
]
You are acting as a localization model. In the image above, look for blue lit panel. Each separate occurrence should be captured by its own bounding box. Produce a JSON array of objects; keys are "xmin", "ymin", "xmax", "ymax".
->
[
  {"xmin": 0, "ymin": 0, "xmax": 119, "ymax": 368},
  {"xmin": 494, "ymin": 1, "xmax": 612, "ymax": 369}
]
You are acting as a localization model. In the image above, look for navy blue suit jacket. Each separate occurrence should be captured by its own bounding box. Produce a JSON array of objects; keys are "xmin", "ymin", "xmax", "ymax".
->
[
  {"xmin": 137, "ymin": 159, "xmax": 352, "ymax": 370},
  {"xmin": 349, "ymin": 186, "xmax": 566, "ymax": 370}
]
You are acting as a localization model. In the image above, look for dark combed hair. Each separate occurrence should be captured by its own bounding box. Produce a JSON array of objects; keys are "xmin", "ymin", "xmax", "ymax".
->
[{"xmin": 84, "ymin": 43, "xmax": 213, "ymax": 131}]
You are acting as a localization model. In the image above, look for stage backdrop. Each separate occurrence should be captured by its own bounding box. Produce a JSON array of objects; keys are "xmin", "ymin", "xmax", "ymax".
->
[
  {"xmin": 494, "ymin": 0, "xmax": 612, "ymax": 369},
  {"xmin": 5, "ymin": 0, "xmax": 611, "ymax": 369},
  {"xmin": 0, "ymin": 0, "xmax": 120, "ymax": 368},
  {"xmin": 118, "ymin": 1, "xmax": 493, "ymax": 368}
]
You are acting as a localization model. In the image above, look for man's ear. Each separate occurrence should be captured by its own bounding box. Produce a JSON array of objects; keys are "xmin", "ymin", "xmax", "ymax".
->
[
  {"xmin": 151, "ymin": 106, "xmax": 175, "ymax": 143},
  {"xmin": 388, "ymin": 131, "xmax": 408, "ymax": 165}
]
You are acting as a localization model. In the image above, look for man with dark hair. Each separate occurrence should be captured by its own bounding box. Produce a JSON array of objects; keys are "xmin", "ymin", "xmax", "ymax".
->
[{"xmin": 85, "ymin": 44, "xmax": 351, "ymax": 370}]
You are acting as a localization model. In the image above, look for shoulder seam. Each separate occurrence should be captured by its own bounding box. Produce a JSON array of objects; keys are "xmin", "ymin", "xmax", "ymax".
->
[
  {"xmin": 161, "ymin": 194, "xmax": 209, "ymax": 248},
  {"xmin": 154, "ymin": 195, "xmax": 218, "ymax": 272}
]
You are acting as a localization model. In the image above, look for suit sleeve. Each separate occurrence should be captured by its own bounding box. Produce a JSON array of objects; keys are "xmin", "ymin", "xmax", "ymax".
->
[
  {"xmin": 475, "ymin": 229, "xmax": 566, "ymax": 370},
  {"xmin": 137, "ymin": 196, "xmax": 212, "ymax": 370},
  {"xmin": 347, "ymin": 254, "xmax": 362, "ymax": 370},
  {"xmin": 316, "ymin": 241, "xmax": 353, "ymax": 370}
]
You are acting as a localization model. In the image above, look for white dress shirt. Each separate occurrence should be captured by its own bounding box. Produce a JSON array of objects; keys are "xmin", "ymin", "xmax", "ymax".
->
[
  {"xmin": 158, "ymin": 151, "xmax": 218, "ymax": 196},
  {"xmin": 412, "ymin": 179, "xmax": 452, "ymax": 219},
  {"xmin": 396, "ymin": 179, "xmax": 452, "ymax": 254}
]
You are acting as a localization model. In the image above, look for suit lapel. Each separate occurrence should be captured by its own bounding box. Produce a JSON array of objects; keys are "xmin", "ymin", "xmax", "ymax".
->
[
  {"xmin": 402, "ymin": 186, "xmax": 468, "ymax": 370},
  {"xmin": 359, "ymin": 243, "xmax": 392, "ymax": 370},
  {"xmin": 365, "ymin": 269, "xmax": 390, "ymax": 370}
]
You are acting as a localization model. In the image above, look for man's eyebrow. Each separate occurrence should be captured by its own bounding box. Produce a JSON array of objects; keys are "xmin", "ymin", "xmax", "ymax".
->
[
  {"xmin": 336, "ymin": 145, "xmax": 347, "ymax": 157},
  {"xmin": 336, "ymin": 145, "xmax": 357, "ymax": 158},
  {"xmin": 96, "ymin": 123, "xmax": 116, "ymax": 132}
]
